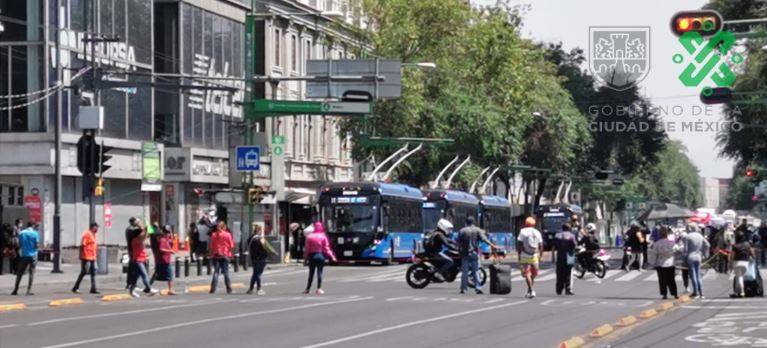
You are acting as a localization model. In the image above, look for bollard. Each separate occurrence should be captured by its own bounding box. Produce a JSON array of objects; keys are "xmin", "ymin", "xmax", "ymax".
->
[
  {"xmin": 233, "ymin": 254, "xmax": 239, "ymax": 273},
  {"xmin": 205, "ymin": 256, "xmax": 211, "ymax": 275},
  {"xmin": 175, "ymin": 257, "xmax": 181, "ymax": 279},
  {"xmin": 196, "ymin": 258, "xmax": 202, "ymax": 276},
  {"xmin": 184, "ymin": 257, "xmax": 190, "ymax": 277}
]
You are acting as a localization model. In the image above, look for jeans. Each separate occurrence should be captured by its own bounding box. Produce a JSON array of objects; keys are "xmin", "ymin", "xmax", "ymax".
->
[
  {"xmin": 656, "ymin": 266, "xmax": 678, "ymax": 297},
  {"xmin": 627, "ymin": 251, "xmax": 644, "ymax": 270},
  {"xmin": 555, "ymin": 262, "xmax": 573, "ymax": 294},
  {"xmin": 12, "ymin": 256, "xmax": 35, "ymax": 294},
  {"xmin": 687, "ymin": 260, "xmax": 703, "ymax": 295},
  {"xmin": 249, "ymin": 259, "xmax": 267, "ymax": 291},
  {"xmin": 460, "ymin": 254, "xmax": 480, "ymax": 292},
  {"xmin": 436, "ymin": 251, "xmax": 453, "ymax": 276},
  {"xmin": 210, "ymin": 258, "xmax": 232, "ymax": 292},
  {"xmin": 306, "ymin": 253, "xmax": 325, "ymax": 290},
  {"xmin": 73, "ymin": 260, "xmax": 97, "ymax": 292},
  {"xmin": 733, "ymin": 261, "xmax": 749, "ymax": 295},
  {"xmin": 128, "ymin": 261, "xmax": 152, "ymax": 293}
]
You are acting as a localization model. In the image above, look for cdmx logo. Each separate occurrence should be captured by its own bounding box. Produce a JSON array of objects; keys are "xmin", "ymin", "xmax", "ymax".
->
[
  {"xmin": 589, "ymin": 27, "xmax": 651, "ymax": 91},
  {"xmin": 673, "ymin": 30, "xmax": 744, "ymax": 89}
]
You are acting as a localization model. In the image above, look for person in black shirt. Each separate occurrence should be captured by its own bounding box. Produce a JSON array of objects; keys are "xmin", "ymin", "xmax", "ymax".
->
[
  {"xmin": 554, "ymin": 224, "xmax": 577, "ymax": 295},
  {"xmin": 247, "ymin": 224, "xmax": 276, "ymax": 295},
  {"xmin": 758, "ymin": 221, "xmax": 767, "ymax": 266},
  {"xmin": 425, "ymin": 219, "xmax": 458, "ymax": 281},
  {"xmin": 729, "ymin": 234, "xmax": 754, "ymax": 298}
]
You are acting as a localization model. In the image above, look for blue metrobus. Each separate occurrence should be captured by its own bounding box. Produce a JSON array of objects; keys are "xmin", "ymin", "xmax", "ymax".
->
[
  {"xmin": 422, "ymin": 189, "xmax": 480, "ymax": 235},
  {"xmin": 537, "ymin": 203, "xmax": 583, "ymax": 250},
  {"xmin": 318, "ymin": 182, "xmax": 423, "ymax": 263},
  {"xmin": 478, "ymin": 195, "xmax": 514, "ymax": 255}
]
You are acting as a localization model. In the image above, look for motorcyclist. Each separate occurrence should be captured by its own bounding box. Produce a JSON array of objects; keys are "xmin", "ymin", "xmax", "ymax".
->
[
  {"xmin": 577, "ymin": 223, "xmax": 600, "ymax": 268},
  {"xmin": 424, "ymin": 219, "xmax": 459, "ymax": 281}
]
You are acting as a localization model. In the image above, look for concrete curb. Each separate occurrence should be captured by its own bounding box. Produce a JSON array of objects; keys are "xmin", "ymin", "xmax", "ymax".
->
[
  {"xmin": 590, "ymin": 324, "xmax": 614, "ymax": 338},
  {"xmin": 678, "ymin": 295, "xmax": 692, "ymax": 303},
  {"xmin": 616, "ymin": 315, "xmax": 638, "ymax": 327},
  {"xmin": 101, "ymin": 294, "xmax": 133, "ymax": 302},
  {"xmin": 558, "ymin": 336, "xmax": 585, "ymax": 348},
  {"xmin": 657, "ymin": 302, "xmax": 674, "ymax": 311},
  {"xmin": 0, "ymin": 303, "xmax": 26, "ymax": 312},
  {"xmin": 49, "ymin": 298, "xmax": 84, "ymax": 307},
  {"xmin": 639, "ymin": 308, "xmax": 658, "ymax": 318}
]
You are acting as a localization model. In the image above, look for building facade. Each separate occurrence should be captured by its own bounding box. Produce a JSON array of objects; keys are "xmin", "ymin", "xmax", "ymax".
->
[{"xmin": 0, "ymin": 0, "xmax": 362, "ymax": 254}]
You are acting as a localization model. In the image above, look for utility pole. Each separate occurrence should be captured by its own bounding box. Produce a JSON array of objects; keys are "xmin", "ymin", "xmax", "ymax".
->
[{"xmin": 52, "ymin": 0, "xmax": 63, "ymax": 273}]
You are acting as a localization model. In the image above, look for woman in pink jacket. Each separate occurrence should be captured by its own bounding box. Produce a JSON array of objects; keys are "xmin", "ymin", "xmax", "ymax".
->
[{"xmin": 303, "ymin": 221, "xmax": 336, "ymax": 294}]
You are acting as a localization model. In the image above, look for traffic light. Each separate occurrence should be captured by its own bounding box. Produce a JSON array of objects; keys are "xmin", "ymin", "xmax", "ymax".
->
[
  {"xmin": 95, "ymin": 144, "xmax": 112, "ymax": 175},
  {"xmin": 700, "ymin": 87, "xmax": 732, "ymax": 105},
  {"xmin": 670, "ymin": 10, "xmax": 723, "ymax": 37},
  {"xmin": 76, "ymin": 134, "xmax": 97, "ymax": 176},
  {"xmin": 745, "ymin": 167, "xmax": 758, "ymax": 178},
  {"xmin": 94, "ymin": 178, "xmax": 104, "ymax": 197},
  {"xmin": 247, "ymin": 186, "xmax": 264, "ymax": 205}
]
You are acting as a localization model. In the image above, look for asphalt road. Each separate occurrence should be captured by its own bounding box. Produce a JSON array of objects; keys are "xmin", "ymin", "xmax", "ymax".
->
[{"xmin": 1, "ymin": 260, "xmax": 765, "ymax": 348}]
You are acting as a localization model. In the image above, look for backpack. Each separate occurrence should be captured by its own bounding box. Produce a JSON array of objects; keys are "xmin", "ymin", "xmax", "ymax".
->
[{"xmin": 423, "ymin": 231, "xmax": 439, "ymax": 253}]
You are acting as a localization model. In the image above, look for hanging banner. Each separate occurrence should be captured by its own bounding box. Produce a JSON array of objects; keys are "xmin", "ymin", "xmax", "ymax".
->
[
  {"xmin": 141, "ymin": 142, "xmax": 163, "ymax": 191},
  {"xmin": 24, "ymin": 195, "xmax": 42, "ymax": 223}
]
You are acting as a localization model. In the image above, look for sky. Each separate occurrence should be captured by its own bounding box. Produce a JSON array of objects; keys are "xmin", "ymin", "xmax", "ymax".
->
[{"xmin": 473, "ymin": 0, "xmax": 735, "ymax": 179}]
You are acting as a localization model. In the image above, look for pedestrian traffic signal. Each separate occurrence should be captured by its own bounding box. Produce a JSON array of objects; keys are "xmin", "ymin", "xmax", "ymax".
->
[
  {"xmin": 700, "ymin": 87, "xmax": 732, "ymax": 104},
  {"xmin": 248, "ymin": 186, "xmax": 264, "ymax": 205},
  {"xmin": 745, "ymin": 167, "xmax": 758, "ymax": 178},
  {"xmin": 94, "ymin": 178, "xmax": 104, "ymax": 197},
  {"xmin": 670, "ymin": 10, "xmax": 723, "ymax": 37}
]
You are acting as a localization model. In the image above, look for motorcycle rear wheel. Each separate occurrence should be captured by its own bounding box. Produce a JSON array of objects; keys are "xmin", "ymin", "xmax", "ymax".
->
[
  {"xmin": 574, "ymin": 263, "xmax": 586, "ymax": 279},
  {"xmin": 406, "ymin": 264, "xmax": 432, "ymax": 289},
  {"xmin": 594, "ymin": 260, "xmax": 607, "ymax": 279}
]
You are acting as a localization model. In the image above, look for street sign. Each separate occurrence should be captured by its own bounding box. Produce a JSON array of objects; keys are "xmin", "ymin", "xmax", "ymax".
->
[
  {"xmin": 23, "ymin": 195, "xmax": 42, "ymax": 223},
  {"xmin": 251, "ymin": 100, "xmax": 372, "ymax": 116},
  {"xmin": 272, "ymin": 135, "xmax": 285, "ymax": 145},
  {"xmin": 306, "ymin": 59, "xmax": 402, "ymax": 99},
  {"xmin": 104, "ymin": 202, "xmax": 112, "ymax": 229},
  {"xmin": 235, "ymin": 146, "xmax": 261, "ymax": 171}
]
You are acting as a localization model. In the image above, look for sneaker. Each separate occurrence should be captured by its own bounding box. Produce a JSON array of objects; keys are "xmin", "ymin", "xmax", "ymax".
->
[
  {"xmin": 699, "ymin": 295, "xmax": 705, "ymax": 299},
  {"xmin": 226, "ymin": 288, "xmax": 233, "ymax": 295},
  {"xmin": 10, "ymin": 291, "xmax": 17, "ymax": 296},
  {"xmin": 565, "ymin": 291, "xmax": 575, "ymax": 296},
  {"xmin": 246, "ymin": 289, "xmax": 254, "ymax": 295},
  {"xmin": 690, "ymin": 293, "xmax": 698, "ymax": 298},
  {"xmin": 316, "ymin": 289, "xmax": 324, "ymax": 295},
  {"xmin": 130, "ymin": 290, "xmax": 141, "ymax": 298},
  {"xmin": 530, "ymin": 291, "xmax": 536, "ymax": 299},
  {"xmin": 25, "ymin": 292, "xmax": 34, "ymax": 296},
  {"xmin": 475, "ymin": 289, "xmax": 484, "ymax": 295},
  {"xmin": 148, "ymin": 288, "xmax": 159, "ymax": 296},
  {"xmin": 684, "ymin": 286, "xmax": 690, "ymax": 293},
  {"xmin": 662, "ymin": 295, "xmax": 668, "ymax": 300},
  {"xmin": 303, "ymin": 289, "xmax": 310, "ymax": 294},
  {"xmin": 460, "ymin": 290, "xmax": 466, "ymax": 295},
  {"xmin": 257, "ymin": 289, "xmax": 266, "ymax": 296},
  {"xmin": 90, "ymin": 290, "xmax": 100, "ymax": 295},
  {"xmin": 71, "ymin": 289, "xmax": 81, "ymax": 294}
]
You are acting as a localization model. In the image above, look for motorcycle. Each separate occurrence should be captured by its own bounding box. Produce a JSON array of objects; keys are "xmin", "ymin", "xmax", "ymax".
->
[
  {"xmin": 406, "ymin": 252, "xmax": 487, "ymax": 289},
  {"xmin": 574, "ymin": 247, "xmax": 609, "ymax": 279}
]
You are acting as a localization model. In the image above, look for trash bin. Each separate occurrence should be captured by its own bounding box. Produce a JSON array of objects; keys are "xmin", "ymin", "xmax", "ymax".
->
[{"xmin": 97, "ymin": 246, "xmax": 109, "ymax": 275}]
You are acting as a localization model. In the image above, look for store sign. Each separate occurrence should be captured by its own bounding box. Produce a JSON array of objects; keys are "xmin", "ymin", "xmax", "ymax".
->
[
  {"xmin": 188, "ymin": 54, "xmax": 244, "ymax": 118},
  {"xmin": 23, "ymin": 195, "xmax": 42, "ymax": 223},
  {"xmin": 55, "ymin": 29, "xmax": 139, "ymax": 71}
]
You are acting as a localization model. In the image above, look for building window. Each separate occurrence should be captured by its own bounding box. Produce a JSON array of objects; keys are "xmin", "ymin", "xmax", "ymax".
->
[
  {"xmin": 7, "ymin": 186, "xmax": 14, "ymax": 206},
  {"xmin": 274, "ymin": 28, "xmax": 281, "ymax": 67},
  {"xmin": 16, "ymin": 186, "xmax": 23, "ymax": 205},
  {"xmin": 291, "ymin": 34, "xmax": 298, "ymax": 72}
]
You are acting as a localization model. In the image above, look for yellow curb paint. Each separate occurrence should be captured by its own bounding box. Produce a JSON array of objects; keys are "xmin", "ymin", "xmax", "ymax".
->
[
  {"xmin": 678, "ymin": 295, "xmax": 691, "ymax": 303},
  {"xmin": 49, "ymin": 298, "xmax": 84, "ymax": 307},
  {"xmin": 616, "ymin": 315, "xmax": 638, "ymax": 327},
  {"xmin": 640, "ymin": 309, "xmax": 658, "ymax": 318},
  {"xmin": 558, "ymin": 336, "xmax": 585, "ymax": 348},
  {"xmin": 101, "ymin": 294, "xmax": 132, "ymax": 302},
  {"xmin": 185, "ymin": 285, "xmax": 209, "ymax": 293},
  {"xmin": 231, "ymin": 283, "xmax": 245, "ymax": 289},
  {"xmin": 657, "ymin": 302, "xmax": 674, "ymax": 311},
  {"xmin": 0, "ymin": 303, "xmax": 26, "ymax": 312},
  {"xmin": 590, "ymin": 324, "xmax": 614, "ymax": 338}
]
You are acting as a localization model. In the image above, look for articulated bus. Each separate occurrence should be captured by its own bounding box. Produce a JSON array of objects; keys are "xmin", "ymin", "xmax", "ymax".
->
[
  {"xmin": 422, "ymin": 189, "xmax": 480, "ymax": 235},
  {"xmin": 537, "ymin": 203, "xmax": 583, "ymax": 250},
  {"xmin": 478, "ymin": 195, "xmax": 514, "ymax": 255},
  {"xmin": 318, "ymin": 182, "xmax": 423, "ymax": 263}
]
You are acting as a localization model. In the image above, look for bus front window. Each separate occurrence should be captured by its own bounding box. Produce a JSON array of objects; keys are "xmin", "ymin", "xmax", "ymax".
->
[{"xmin": 324, "ymin": 204, "xmax": 379, "ymax": 233}]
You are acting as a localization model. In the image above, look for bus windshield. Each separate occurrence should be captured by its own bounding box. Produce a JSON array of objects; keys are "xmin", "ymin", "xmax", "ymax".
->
[
  {"xmin": 323, "ymin": 201, "xmax": 379, "ymax": 233},
  {"xmin": 422, "ymin": 207, "xmax": 443, "ymax": 232}
]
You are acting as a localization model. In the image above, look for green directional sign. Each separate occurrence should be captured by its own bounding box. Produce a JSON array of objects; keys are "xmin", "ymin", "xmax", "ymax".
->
[
  {"xmin": 249, "ymin": 100, "xmax": 371, "ymax": 120},
  {"xmin": 272, "ymin": 135, "xmax": 285, "ymax": 145}
]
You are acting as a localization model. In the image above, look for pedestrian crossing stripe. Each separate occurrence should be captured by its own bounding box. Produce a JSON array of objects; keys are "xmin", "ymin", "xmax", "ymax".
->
[{"xmin": 615, "ymin": 271, "xmax": 645, "ymax": 282}]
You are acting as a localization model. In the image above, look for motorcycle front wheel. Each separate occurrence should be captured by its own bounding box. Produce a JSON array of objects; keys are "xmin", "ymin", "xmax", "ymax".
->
[
  {"xmin": 574, "ymin": 263, "xmax": 586, "ymax": 279},
  {"xmin": 594, "ymin": 260, "xmax": 607, "ymax": 279},
  {"xmin": 406, "ymin": 264, "xmax": 432, "ymax": 289},
  {"xmin": 467, "ymin": 268, "xmax": 488, "ymax": 287}
]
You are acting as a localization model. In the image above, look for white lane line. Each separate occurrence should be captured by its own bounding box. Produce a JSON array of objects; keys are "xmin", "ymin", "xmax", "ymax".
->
[
  {"xmin": 0, "ymin": 324, "xmax": 18, "ymax": 329},
  {"xmin": 300, "ymin": 300, "xmax": 527, "ymax": 348},
  {"xmin": 614, "ymin": 271, "xmax": 644, "ymax": 282},
  {"xmin": 338, "ymin": 270, "xmax": 404, "ymax": 283},
  {"xmin": 536, "ymin": 272, "xmax": 557, "ymax": 282},
  {"xmin": 643, "ymin": 273, "xmax": 658, "ymax": 282},
  {"xmin": 484, "ymin": 299, "xmax": 505, "ymax": 304},
  {"xmin": 702, "ymin": 269, "xmax": 719, "ymax": 280},
  {"xmin": 27, "ymin": 299, "xmax": 234, "ymax": 326},
  {"xmin": 681, "ymin": 306, "xmax": 767, "ymax": 309},
  {"xmin": 41, "ymin": 296, "xmax": 374, "ymax": 348},
  {"xmin": 587, "ymin": 269, "xmax": 620, "ymax": 282},
  {"xmin": 701, "ymin": 298, "xmax": 767, "ymax": 303}
]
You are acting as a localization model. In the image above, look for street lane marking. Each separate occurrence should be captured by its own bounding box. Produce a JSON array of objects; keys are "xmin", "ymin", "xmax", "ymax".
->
[
  {"xmin": 702, "ymin": 268, "xmax": 719, "ymax": 280},
  {"xmin": 49, "ymin": 298, "xmax": 84, "ymax": 307},
  {"xmin": 40, "ymin": 296, "xmax": 374, "ymax": 348},
  {"xmin": 300, "ymin": 300, "xmax": 527, "ymax": 348},
  {"xmin": 0, "ymin": 303, "xmax": 26, "ymax": 312},
  {"xmin": 0, "ymin": 324, "xmax": 18, "ymax": 329},
  {"xmin": 27, "ymin": 299, "xmax": 233, "ymax": 326},
  {"xmin": 614, "ymin": 271, "xmax": 644, "ymax": 282},
  {"xmin": 682, "ymin": 305, "xmax": 767, "ymax": 309},
  {"xmin": 643, "ymin": 273, "xmax": 658, "ymax": 281}
]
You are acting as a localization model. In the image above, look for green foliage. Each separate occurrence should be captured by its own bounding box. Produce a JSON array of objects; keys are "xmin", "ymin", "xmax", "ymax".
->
[{"xmin": 725, "ymin": 173, "xmax": 758, "ymax": 210}]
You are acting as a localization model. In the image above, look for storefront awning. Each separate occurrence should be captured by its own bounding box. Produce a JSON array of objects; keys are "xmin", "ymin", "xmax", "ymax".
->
[{"xmin": 286, "ymin": 187, "xmax": 316, "ymax": 205}]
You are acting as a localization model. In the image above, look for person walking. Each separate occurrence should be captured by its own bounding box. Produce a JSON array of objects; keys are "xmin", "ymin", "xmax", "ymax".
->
[
  {"xmin": 188, "ymin": 222, "xmax": 199, "ymax": 262},
  {"xmin": 127, "ymin": 228, "xmax": 158, "ymax": 298},
  {"xmin": 518, "ymin": 217, "xmax": 543, "ymax": 299},
  {"xmin": 0, "ymin": 223, "xmax": 7, "ymax": 275},
  {"xmin": 11, "ymin": 222, "xmax": 38, "ymax": 295},
  {"xmin": 247, "ymin": 224, "xmax": 277, "ymax": 295},
  {"xmin": 303, "ymin": 221, "xmax": 336, "ymax": 295},
  {"xmin": 683, "ymin": 223, "xmax": 710, "ymax": 298},
  {"xmin": 554, "ymin": 223, "xmax": 577, "ymax": 296},
  {"xmin": 623, "ymin": 222, "xmax": 644, "ymax": 272},
  {"xmin": 758, "ymin": 221, "xmax": 767, "ymax": 266},
  {"xmin": 155, "ymin": 225, "xmax": 176, "ymax": 295},
  {"xmin": 9, "ymin": 219, "xmax": 23, "ymax": 275},
  {"xmin": 730, "ymin": 233, "xmax": 754, "ymax": 298},
  {"xmin": 125, "ymin": 218, "xmax": 142, "ymax": 289},
  {"xmin": 457, "ymin": 217, "xmax": 495, "ymax": 295},
  {"xmin": 648, "ymin": 227, "xmax": 678, "ymax": 300},
  {"xmin": 209, "ymin": 220, "xmax": 235, "ymax": 294},
  {"xmin": 72, "ymin": 223, "xmax": 100, "ymax": 294}
]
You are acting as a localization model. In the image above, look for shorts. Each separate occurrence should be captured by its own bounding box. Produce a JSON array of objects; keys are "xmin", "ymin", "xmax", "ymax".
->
[
  {"xmin": 155, "ymin": 263, "xmax": 174, "ymax": 281},
  {"xmin": 521, "ymin": 263, "xmax": 539, "ymax": 277}
]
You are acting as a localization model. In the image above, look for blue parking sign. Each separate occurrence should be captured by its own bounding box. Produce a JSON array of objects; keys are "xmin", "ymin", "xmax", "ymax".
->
[{"xmin": 236, "ymin": 146, "xmax": 260, "ymax": 171}]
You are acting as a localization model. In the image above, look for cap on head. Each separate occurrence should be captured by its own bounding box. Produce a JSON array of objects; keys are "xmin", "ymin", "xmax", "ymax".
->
[
  {"xmin": 465, "ymin": 216, "xmax": 475, "ymax": 225},
  {"xmin": 525, "ymin": 217, "xmax": 536, "ymax": 227},
  {"xmin": 586, "ymin": 223, "xmax": 597, "ymax": 232}
]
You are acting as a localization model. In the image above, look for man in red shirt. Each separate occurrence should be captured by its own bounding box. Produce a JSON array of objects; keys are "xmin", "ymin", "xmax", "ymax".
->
[
  {"xmin": 209, "ymin": 221, "xmax": 234, "ymax": 294},
  {"xmin": 128, "ymin": 229, "xmax": 158, "ymax": 298},
  {"xmin": 72, "ymin": 223, "xmax": 100, "ymax": 294}
]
